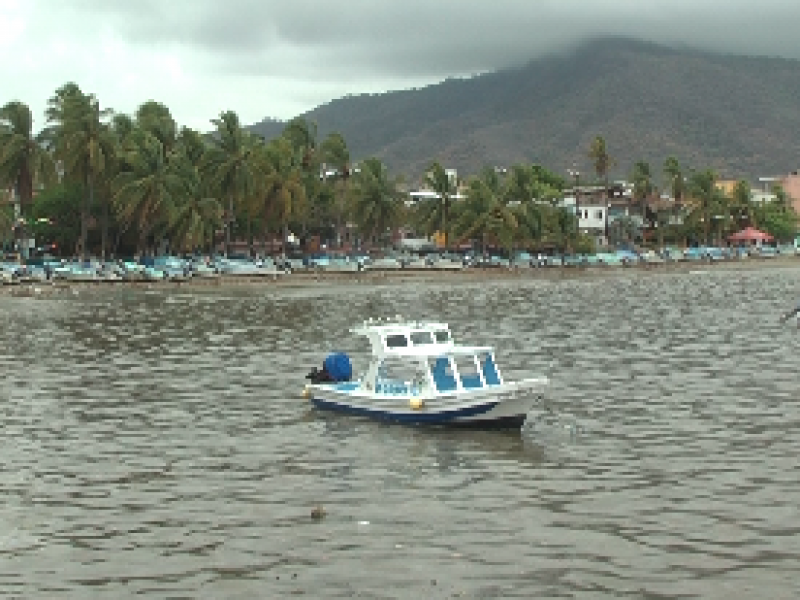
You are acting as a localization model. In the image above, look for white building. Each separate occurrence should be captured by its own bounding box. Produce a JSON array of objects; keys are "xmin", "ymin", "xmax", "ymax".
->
[{"xmin": 561, "ymin": 195, "xmax": 607, "ymax": 245}]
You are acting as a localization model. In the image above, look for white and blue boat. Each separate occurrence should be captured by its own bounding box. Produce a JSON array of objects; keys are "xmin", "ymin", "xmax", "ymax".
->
[{"xmin": 303, "ymin": 318, "xmax": 548, "ymax": 427}]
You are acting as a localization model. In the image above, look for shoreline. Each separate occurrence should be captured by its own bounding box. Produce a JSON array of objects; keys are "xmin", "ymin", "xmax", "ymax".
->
[{"xmin": 2, "ymin": 256, "xmax": 799, "ymax": 297}]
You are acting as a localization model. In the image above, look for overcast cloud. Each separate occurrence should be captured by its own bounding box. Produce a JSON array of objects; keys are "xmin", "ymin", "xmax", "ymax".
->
[{"xmin": 3, "ymin": 0, "xmax": 800, "ymax": 131}]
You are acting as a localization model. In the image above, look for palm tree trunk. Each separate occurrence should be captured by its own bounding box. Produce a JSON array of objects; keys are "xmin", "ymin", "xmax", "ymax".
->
[
  {"xmin": 442, "ymin": 197, "xmax": 449, "ymax": 250},
  {"xmin": 604, "ymin": 175, "xmax": 609, "ymax": 244},
  {"xmin": 81, "ymin": 177, "xmax": 93, "ymax": 261},
  {"xmin": 101, "ymin": 196, "xmax": 109, "ymax": 260},
  {"xmin": 225, "ymin": 196, "xmax": 233, "ymax": 257},
  {"xmin": 139, "ymin": 223, "xmax": 151, "ymax": 257},
  {"xmin": 335, "ymin": 183, "xmax": 343, "ymax": 249},
  {"xmin": 642, "ymin": 196, "xmax": 647, "ymax": 247}
]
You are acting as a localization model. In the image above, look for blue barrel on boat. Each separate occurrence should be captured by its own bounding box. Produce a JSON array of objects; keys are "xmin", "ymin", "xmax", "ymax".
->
[{"xmin": 324, "ymin": 353, "xmax": 352, "ymax": 382}]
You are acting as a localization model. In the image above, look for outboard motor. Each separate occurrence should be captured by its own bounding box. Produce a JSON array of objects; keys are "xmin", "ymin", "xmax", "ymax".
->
[{"xmin": 306, "ymin": 352, "xmax": 353, "ymax": 384}]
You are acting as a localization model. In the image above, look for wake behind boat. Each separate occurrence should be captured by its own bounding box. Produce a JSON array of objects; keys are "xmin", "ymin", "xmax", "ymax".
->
[{"xmin": 303, "ymin": 317, "xmax": 548, "ymax": 427}]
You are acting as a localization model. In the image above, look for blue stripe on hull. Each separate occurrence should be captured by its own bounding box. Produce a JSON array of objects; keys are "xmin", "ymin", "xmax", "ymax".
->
[{"xmin": 311, "ymin": 397, "xmax": 525, "ymax": 428}]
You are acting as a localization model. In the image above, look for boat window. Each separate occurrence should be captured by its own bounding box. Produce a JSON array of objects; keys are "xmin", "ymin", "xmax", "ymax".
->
[
  {"xmin": 434, "ymin": 330, "xmax": 450, "ymax": 343},
  {"xmin": 481, "ymin": 352, "xmax": 501, "ymax": 385},
  {"xmin": 378, "ymin": 358, "xmax": 426, "ymax": 385},
  {"xmin": 454, "ymin": 355, "xmax": 483, "ymax": 389},
  {"xmin": 428, "ymin": 356, "xmax": 457, "ymax": 392},
  {"xmin": 410, "ymin": 331, "xmax": 434, "ymax": 345},
  {"xmin": 385, "ymin": 334, "xmax": 408, "ymax": 348}
]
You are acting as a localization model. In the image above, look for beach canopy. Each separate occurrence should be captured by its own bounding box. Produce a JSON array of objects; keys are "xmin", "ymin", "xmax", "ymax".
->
[{"xmin": 727, "ymin": 227, "xmax": 774, "ymax": 242}]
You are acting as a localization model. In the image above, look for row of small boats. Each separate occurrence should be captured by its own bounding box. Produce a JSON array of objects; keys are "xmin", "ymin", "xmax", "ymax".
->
[
  {"xmin": 0, "ymin": 256, "xmax": 289, "ymax": 285},
  {"xmin": 2, "ymin": 244, "xmax": 797, "ymax": 285}
]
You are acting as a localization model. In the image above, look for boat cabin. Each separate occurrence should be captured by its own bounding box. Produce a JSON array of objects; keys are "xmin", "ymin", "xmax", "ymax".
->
[{"xmin": 351, "ymin": 319, "xmax": 505, "ymax": 396}]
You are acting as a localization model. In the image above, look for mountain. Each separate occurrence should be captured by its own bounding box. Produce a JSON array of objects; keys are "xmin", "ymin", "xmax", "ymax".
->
[{"xmin": 248, "ymin": 37, "xmax": 800, "ymax": 183}]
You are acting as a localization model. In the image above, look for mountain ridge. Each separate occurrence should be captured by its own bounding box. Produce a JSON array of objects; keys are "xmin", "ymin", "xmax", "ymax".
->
[{"xmin": 249, "ymin": 37, "xmax": 800, "ymax": 183}]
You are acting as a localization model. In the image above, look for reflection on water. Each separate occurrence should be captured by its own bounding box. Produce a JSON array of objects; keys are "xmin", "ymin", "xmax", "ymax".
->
[{"xmin": 1, "ymin": 267, "xmax": 799, "ymax": 598}]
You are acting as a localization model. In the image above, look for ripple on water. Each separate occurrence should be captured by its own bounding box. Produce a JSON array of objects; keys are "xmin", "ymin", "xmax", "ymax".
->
[{"xmin": 1, "ymin": 267, "xmax": 799, "ymax": 598}]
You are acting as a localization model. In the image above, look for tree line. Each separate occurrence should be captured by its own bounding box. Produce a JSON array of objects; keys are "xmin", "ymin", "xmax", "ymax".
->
[{"xmin": 1, "ymin": 87, "xmax": 797, "ymax": 259}]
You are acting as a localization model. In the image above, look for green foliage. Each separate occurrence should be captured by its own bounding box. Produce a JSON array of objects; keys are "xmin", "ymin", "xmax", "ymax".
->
[
  {"xmin": 588, "ymin": 136, "xmax": 615, "ymax": 187},
  {"xmin": 0, "ymin": 101, "xmax": 55, "ymax": 217},
  {"xmin": 114, "ymin": 130, "xmax": 196, "ymax": 253},
  {"xmin": 348, "ymin": 157, "xmax": 401, "ymax": 244},
  {"xmin": 258, "ymin": 136, "xmax": 307, "ymax": 242},
  {"xmin": 45, "ymin": 84, "xmax": 116, "ymax": 258},
  {"xmin": 421, "ymin": 162, "xmax": 458, "ymax": 246},
  {"xmin": 202, "ymin": 111, "xmax": 265, "ymax": 254},
  {"xmin": 631, "ymin": 161, "xmax": 654, "ymax": 200},
  {"xmin": 754, "ymin": 201, "xmax": 798, "ymax": 242},
  {"xmin": 6, "ymin": 73, "xmax": 799, "ymax": 260},
  {"xmin": 0, "ymin": 201, "xmax": 13, "ymax": 245},
  {"xmin": 30, "ymin": 183, "xmax": 84, "ymax": 254},
  {"xmin": 452, "ymin": 167, "xmax": 517, "ymax": 254},
  {"xmin": 574, "ymin": 233, "xmax": 597, "ymax": 255}
]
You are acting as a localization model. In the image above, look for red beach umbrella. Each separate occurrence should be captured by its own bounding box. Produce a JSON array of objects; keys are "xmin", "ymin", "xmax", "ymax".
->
[{"xmin": 727, "ymin": 227, "xmax": 774, "ymax": 243}]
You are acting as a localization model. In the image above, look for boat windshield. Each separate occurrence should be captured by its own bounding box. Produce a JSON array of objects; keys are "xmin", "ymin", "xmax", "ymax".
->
[
  {"xmin": 376, "ymin": 357, "xmax": 427, "ymax": 393},
  {"xmin": 410, "ymin": 331, "xmax": 434, "ymax": 345},
  {"xmin": 385, "ymin": 334, "xmax": 408, "ymax": 348},
  {"xmin": 434, "ymin": 330, "xmax": 450, "ymax": 343},
  {"xmin": 453, "ymin": 354, "xmax": 482, "ymax": 388}
]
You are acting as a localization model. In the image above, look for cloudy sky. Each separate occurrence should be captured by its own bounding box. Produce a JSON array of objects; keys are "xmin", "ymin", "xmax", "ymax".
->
[{"xmin": 3, "ymin": 0, "xmax": 800, "ymax": 131}]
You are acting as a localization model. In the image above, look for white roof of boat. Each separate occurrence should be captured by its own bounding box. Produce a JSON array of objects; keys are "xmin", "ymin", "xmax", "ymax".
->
[
  {"xmin": 349, "ymin": 318, "xmax": 494, "ymax": 358},
  {"xmin": 380, "ymin": 344, "xmax": 494, "ymax": 357},
  {"xmin": 350, "ymin": 318, "xmax": 450, "ymax": 334}
]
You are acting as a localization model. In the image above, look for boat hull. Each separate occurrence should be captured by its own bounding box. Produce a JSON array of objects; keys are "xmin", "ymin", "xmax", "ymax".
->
[{"xmin": 306, "ymin": 379, "xmax": 547, "ymax": 428}]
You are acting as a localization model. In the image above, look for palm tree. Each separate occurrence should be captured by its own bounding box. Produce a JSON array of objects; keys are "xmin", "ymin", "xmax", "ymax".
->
[
  {"xmin": 113, "ymin": 130, "xmax": 192, "ymax": 254},
  {"xmin": 0, "ymin": 195, "xmax": 12, "ymax": 245},
  {"xmin": 663, "ymin": 156, "xmax": 684, "ymax": 201},
  {"xmin": 166, "ymin": 147, "xmax": 221, "ymax": 254},
  {"xmin": 348, "ymin": 157, "xmax": 401, "ymax": 248},
  {"xmin": 549, "ymin": 204, "xmax": 580, "ymax": 254},
  {"xmin": 46, "ymin": 85, "xmax": 115, "ymax": 259},
  {"xmin": 281, "ymin": 117, "xmax": 320, "ymax": 245},
  {"xmin": 135, "ymin": 101, "xmax": 177, "ymax": 154},
  {"xmin": 453, "ymin": 167, "xmax": 518, "ymax": 256},
  {"xmin": 258, "ymin": 137, "xmax": 307, "ymax": 254},
  {"xmin": 176, "ymin": 126, "xmax": 208, "ymax": 167},
  {"xmin": 164, "ymin": 129, "xmax": 218, "ymax": 253},
  {"xmin": 201, "ymin": 111, "xmax": 262, "ymax": 256},
  {"xmin": 588, "ymin": 136, "xmax": 615, "ymax": 239},
  {"xmin": 730, "ymin": 179, "xmax": 755, "ymax": 230},
  {"xmin": 631, "ymin": 161, "xmax": 654, "ymax": 245},
  {"xmin": 686, "ymin": 170, "xmax": 727, "ymax": 246},
  {"xmin": 320, "ymin": 132, "xmax": 351, "ymax": 248},
  {"xmin": 423, "ymin": 161, "xmax": 458, "ymax": 248},
  {"xmin": 0, "ymin": 101, "xmax": 55, "ymax": 222},
  {"xmin": 282, "ymin": 117, "xmax": 317, "ymax": 170},
  {"xmin": 771, "ymin": 183, "xmax": 792, "ymax": 214},
  {"xmin": 608, "ymin": 214, "xmax": 639, "ymax": 247}
]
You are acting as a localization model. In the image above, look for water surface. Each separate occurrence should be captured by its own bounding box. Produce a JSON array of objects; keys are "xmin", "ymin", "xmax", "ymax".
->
[{"xmin": 1, "ymin": 267, "xmax": 798, "ymax": 598}]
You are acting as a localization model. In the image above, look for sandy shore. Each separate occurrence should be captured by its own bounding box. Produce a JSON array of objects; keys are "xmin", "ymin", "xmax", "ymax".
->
[{"xmin": 2, "ymin": 256, "xmax": 799, "ymax": 297}]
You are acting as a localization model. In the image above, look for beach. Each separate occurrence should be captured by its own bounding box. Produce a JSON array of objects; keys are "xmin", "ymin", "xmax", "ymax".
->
[{"xmin": 3, "ymin": 255, "xmax": 799, "ymax": 297}]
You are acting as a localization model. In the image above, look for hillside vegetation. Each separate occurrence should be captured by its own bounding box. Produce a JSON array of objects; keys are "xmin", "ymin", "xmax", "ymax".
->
[{"xmin": 249, "ymin": 37, "xmax": 800, "ymax": 183}]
